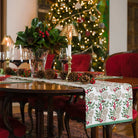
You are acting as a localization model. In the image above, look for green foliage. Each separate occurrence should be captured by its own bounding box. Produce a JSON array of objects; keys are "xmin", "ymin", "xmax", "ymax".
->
[{"xmin": 15, "ymin": 18, "xmax": 67, "ymax": 54}]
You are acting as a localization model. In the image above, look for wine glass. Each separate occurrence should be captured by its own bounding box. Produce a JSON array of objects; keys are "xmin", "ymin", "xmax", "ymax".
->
[{"xmin": 59, "ymin": 48, "xmax": 68, "ymax": 71}]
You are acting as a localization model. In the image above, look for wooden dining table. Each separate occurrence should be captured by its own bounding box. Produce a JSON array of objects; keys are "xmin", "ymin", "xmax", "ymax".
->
[
  {"xmin": 0, "ymin": 80, "xmax": 84, "ymax": 138},
  {"xmin": 0, "ymin": 76, "xmax": 138, "ymax": 138}
]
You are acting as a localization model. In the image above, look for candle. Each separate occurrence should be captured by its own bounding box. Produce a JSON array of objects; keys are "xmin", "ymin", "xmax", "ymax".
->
[
  {"xmin": 68, "ymin": 44, "xmax": 71, "ymax": 57},
  {"xmin": 19, "ymin": 45, "xmax": 23, "ymax": 62}
]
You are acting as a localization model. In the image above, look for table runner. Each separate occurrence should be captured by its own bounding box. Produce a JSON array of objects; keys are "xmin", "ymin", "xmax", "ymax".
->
[{"xmin": 9, "ymin": 76, "xmax": 133, "ymax": 128}]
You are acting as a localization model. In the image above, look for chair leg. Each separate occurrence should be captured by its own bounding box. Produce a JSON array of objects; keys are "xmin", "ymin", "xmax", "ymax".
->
[
  {"xmin": 132, "ymin": 120, "xmax": 137, "ymax": 138},
  {"xmin": 19, "ymin": 101, "xmax": 27, "ymax": 124},
  {"xmin": 64, "ymin": 113, "xmax": 71, "ymax": 138},
  {"xmin": 57, "ymin": 110, "xmax": 64, "ymax": 138},
  {"xmin": 28, "ymin": 104, "xmax": 34, "ymax": 134},
  {"xmin": 84, "ymin": 123, "xmax": 89, "ymax": 138}
]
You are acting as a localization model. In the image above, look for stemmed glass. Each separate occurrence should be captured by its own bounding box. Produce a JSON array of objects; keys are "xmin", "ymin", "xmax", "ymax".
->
[{"xmin": 59, "ymin": 48, "xmax": 68, "ymax": 71}]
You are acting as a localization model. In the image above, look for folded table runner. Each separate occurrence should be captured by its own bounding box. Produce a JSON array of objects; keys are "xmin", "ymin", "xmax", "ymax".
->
[{"xmin": 10, "ymin": 76, "xmax": 133, "ymax": 128}]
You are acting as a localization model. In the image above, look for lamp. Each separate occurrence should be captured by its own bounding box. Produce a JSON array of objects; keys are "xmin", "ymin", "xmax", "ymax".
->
[
  {"xmin": 60, "ymin": 24, "xmax": 78, "ymax": 79},
  {"xmin": 1, "ymin": 36, "xmax": 14, "ymax": 67}
]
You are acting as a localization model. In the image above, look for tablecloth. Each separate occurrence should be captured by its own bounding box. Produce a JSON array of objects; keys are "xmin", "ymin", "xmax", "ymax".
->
[{"xmin": 9, "ymin": 76, "xmax": 133, "ymax": 128}]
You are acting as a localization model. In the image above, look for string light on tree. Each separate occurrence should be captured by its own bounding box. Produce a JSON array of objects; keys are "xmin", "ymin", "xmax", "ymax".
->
[{"xmin": 47, "ymin": 0, "xmax": 108, "ymax": 71}]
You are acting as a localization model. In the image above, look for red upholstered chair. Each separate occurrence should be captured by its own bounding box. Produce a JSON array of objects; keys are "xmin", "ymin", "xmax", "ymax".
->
[
  {"xmin": 45, "ymin": 54, "xmax": 55, "ymax": 70},
  {"xmin": 28, "ymin": 54, "xmax": 69, "ymax": 137},
  {"xmin": 64, "ymin": 54, "xmax": 91, "ymax": 72},
  {"xmin": 64, "ymin": 97, "xmax": 96, "ymax": 138},
  {"xmin": 0, "ymin": 128, "xmax": 9, "ymax": 138},
  {"xmin": 0, "ymin": 115, "xmax": 26, "ymax": 138},
  {"xmin": 104, "ymin": 50, "xmax": 138, "ymax": 138}
]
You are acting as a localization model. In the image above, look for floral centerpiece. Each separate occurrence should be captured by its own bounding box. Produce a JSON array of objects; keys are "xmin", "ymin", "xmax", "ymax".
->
[
  {"xmin": 15, "ymin": 18, "xmax": 67, "ymax": 75},
  {"xmin": 15, "ymin": 18, "xmax": 67, "ymax": 55}
]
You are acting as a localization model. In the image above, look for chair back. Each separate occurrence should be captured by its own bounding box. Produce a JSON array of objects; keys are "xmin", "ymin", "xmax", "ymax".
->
[
  {"xmin": 104, "ymin": 50, "xmax": 138, "ymax": 77},
  {"xmin": 64, "ymin": 54, "xmax": 91, "ymax": 72},
  {"xmin": 45, "ymin": 54, "xmax": 55, "ymax": 70}
]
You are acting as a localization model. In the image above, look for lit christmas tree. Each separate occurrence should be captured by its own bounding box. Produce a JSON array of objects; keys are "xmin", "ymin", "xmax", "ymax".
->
[{"xmin": 46, "ymin": 0, "xmax": 108, "ymax": 72}]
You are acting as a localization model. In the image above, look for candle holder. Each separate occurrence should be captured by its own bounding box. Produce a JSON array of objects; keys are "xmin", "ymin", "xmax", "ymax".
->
[
  {"xmin": 66, "ymin": 56, "xmax": 72, "ymax": 80},
  {"xmin": 60, "ymin": 24, "xmax": 78, "ymax": 80},
  {"xmin": 1, "ymin": 36, "xmax": 14, "ymax": 68}
]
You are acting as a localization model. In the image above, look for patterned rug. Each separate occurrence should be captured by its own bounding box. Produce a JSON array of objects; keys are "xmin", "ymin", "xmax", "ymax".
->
[{"xmin": 14, "ymin": 112, "xmax": 133, "ymax": 138}]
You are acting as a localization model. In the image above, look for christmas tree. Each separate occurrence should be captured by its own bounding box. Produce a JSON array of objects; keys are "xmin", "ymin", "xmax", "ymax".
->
[{"xmin": 46, "ymin": 0, "xmax": 108, "ymax": 72}]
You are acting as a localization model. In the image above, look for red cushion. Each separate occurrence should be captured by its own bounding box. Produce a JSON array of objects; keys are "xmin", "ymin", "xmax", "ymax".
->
[
  {"xmin": 106, "ymin": 53, "xmax": 138, "ymax": 77},
  {"xmin": 133, "ymin": 109, "xmax": 138, "ymax": 120},
  {"xmin": 64, "ymin": 54, "xmax": 91, "ymax": 72},
  {"xmin": 0, "ymin": 128, "xmax": 9, "ymax": 138},
  {"xmin": 28, "ymin": 96, "xmax": 69, "ymax": 111},
  {"xmin": 121, "ymin": 53, "xmax": 138, "ymax": 77},
  {"xmin": 45, "ymin": 54, "xmax": 55, "ymax": 70},
  {"xmin": 0, "ymin": 115, "xmax": 26, "ymax": 137},
  {"xmin": 65, "ymin": 99, "xmax": 85, "ymax": 121},
  {"xmin": 105, "ymin": 54, "xmax": 122, "ymax": 76}
]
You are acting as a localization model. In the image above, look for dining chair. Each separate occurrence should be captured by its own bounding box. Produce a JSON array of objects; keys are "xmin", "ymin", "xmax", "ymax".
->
[
  {"xmin": 0, "ymin": 115, "xmax": 26, "ymax": 138},
  {"xmin": 64, "ymin": 96, "xmax": 97, "ymax": 138},
  {"xmin": 0, "ymin": 128, "xmax": 9, "ymax": 138},
  {"xmin": 28, "ymin": 54, "xmax": 92, "ymax": 137},
  {"xmin": 9, "ymin": 61, "xmax": 30, "ymax": 124},
  {"xmin": 104, "ymin": 50, "xmax": 138, "ymax": 138},
  {"xmin": 64, "ymin": 54, "xmax": 92, "ymax": 72}
]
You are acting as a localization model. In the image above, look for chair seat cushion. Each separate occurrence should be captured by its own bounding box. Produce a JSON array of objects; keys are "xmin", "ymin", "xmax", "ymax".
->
[
  {"xmin": 0, "ymin": 115, "xmax": 26, "ymax": 137},
  {"xmin": 65, "ymin": 99, "xmax": 85, "ymax": 121},
  {"xmin": 133, "ymin": 109, "xmax": 138, "ymax": 120},
  {"xmin": 0, "ymin": 128, "xmax": 9, "ymax": 138},
  {"xmin": 28, "ymin": 96, "xmax": 69, "ymax": 111}
]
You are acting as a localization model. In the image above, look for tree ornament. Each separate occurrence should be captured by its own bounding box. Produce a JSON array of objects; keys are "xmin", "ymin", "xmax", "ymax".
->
[
  {"xmin": 90, "ymin": 15, "xmax": 97, "ymax": 22},
  {"xmin": 92, "ymin": 52, "xmax": 97, "ymax": 59},
  {"xmin": 85, "ymin": 31, "xmax": 90, "ymax": 37},
  {"xmin": 75, "ymin": 2, "xmax": 82, "ymax": 9},
  {"xmin": 78, "ymin": 33, "xmax": 81, "ymax": 41},
  {"xmin": 52, "ymin": 16, "xmax": 57, "ymax": 24},
  {"xmin": 99, "ymin": 23, "xmax": 105, "ymax": 28},
  {"xmin": 77, "ymin": 17, "xmax": 85, "ymax": 23},
  {"xmin": 55, "ymin": 23, "xmax": 63, "ymax": 31},
  {"xmin": 60, "ymin": 2, "xmax": 65, "ymax": 6}
]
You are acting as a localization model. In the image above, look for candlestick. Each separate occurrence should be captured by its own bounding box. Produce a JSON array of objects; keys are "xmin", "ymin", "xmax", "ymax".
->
[{"xmin": 68, "ymin": 45, "xmax": 72, "ymax": 57}]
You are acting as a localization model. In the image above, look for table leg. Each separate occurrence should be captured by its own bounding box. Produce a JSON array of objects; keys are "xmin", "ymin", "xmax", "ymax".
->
[
  {"xmin": 91, "ymin": 127, "xmax": 98, "ymax": 138},
  {"xmin": 47, "ymin": 95, "xmax": 54, "ymax": 137},
  {"xmin": 104, "ymin": 125, "xmax": 112, "ymax": 138},
  {"xmin": 35, "ymin": 98, "xmax": 45, "ymax": 138}
]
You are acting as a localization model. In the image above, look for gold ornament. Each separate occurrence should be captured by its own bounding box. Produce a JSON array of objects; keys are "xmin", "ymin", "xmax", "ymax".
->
[{"xmin": 92, "ymin": 52, "xmax": 97, "ymax": 59}]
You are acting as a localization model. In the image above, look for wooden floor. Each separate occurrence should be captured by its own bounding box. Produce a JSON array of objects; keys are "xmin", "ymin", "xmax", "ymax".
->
[{"xmin": 13, "ymin": 103, "xmax": 137, "ymax": 138}]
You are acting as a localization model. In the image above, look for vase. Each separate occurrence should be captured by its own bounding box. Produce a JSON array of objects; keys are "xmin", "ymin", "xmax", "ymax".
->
[{"xmin": 28, "ymin": 49, "xmax": 49, "ymax": 77}]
